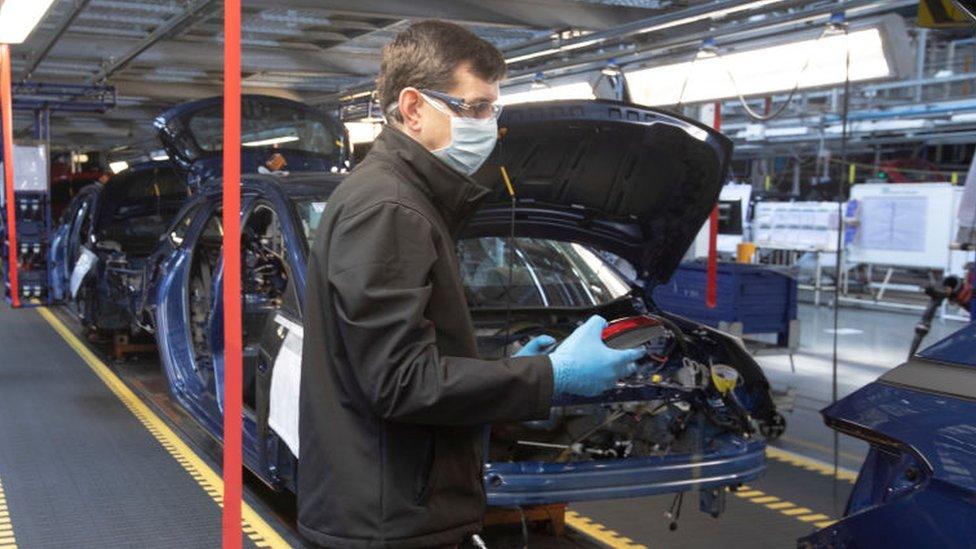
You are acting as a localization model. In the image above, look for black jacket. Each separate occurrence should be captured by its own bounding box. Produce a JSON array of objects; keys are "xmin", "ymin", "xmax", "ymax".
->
[{"xmin": 298, "ymin": 126, "xmax": 555, "ymax": 548}]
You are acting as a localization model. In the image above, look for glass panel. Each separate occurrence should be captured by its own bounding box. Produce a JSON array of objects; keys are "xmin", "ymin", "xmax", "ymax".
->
[
  {"xmin": 186, "ymin": 100, "xmax": 337, "ymax": 157},
  {"xmin": 457, "ymin": 237, "xmax": 632, "ymax": 309}
]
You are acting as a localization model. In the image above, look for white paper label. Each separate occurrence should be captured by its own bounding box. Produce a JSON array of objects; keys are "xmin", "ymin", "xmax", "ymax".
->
[
  {"xmin": 269, "ymin": 314, "xmax": 303, "ymax": 457},
  {"xmin": 69, "ymin": 247, "xmax": 98, "ymax": 298}
]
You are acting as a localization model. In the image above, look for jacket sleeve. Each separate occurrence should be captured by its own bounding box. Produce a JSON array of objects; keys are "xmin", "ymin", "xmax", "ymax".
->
[{"xmin": 325, "ymin": 200, "xmax": 554, "ymax": 425}]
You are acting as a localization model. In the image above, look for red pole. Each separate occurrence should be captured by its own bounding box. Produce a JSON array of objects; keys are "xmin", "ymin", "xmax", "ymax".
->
[
  {"xmin": 0, "ymin": 45, "xmax": 19, "ymax": 308},
  {"xmin": 706, "ymin": 101, "xmax": 722, "ymax": 309},
  {"xmin": 222, "ymin": 0, "xmax": 242, "ymax": 545}
]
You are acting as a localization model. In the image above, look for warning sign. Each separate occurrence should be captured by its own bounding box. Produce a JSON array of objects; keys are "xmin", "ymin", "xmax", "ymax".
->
[{"xmin": 919, "ymin": 0, "xmax": 975, "ymax": 28}]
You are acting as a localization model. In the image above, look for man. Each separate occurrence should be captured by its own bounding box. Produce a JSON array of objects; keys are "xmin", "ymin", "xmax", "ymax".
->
[{"xmin": 299, "ymin": 20, "xmax": 644, "ymax": 548}]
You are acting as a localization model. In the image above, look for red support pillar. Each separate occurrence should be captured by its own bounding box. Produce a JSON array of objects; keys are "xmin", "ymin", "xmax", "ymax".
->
[
  {"xmin": 222, "ymin": 0, "xmax": 242, "ymax": 546},
  {"xmin": 706, "ymin": 101, "xmax": 721, "ymax": 309},
  {"xmin": 1, "ymin": 45, "xmax": 19, "ymax": 308}
]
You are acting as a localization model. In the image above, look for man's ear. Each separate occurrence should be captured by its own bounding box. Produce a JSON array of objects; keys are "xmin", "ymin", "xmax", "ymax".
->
[{"xmin": 398, "ymin": 88, "xmax": 424, "ymax": 132}]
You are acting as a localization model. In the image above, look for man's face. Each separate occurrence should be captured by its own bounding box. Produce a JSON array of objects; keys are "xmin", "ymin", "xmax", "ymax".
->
[{"xmin": 399, "ymin": 61, "xmax": 500, "ymax": 152}]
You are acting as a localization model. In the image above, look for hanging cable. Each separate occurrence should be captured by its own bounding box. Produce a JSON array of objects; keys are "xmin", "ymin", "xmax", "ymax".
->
[
  {"xmin": 723, "ymin": 27, "xmax": 831, "ymax": 121},
  {"xmin": 500, "ymin": 163, "xmax": 518, "ymax": 357}
]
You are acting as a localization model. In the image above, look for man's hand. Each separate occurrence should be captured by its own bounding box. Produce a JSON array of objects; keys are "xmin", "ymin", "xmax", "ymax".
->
[
  {"xmin": 513, "ymin": 334, "xmax": 557, "ymax": 357},
  {"xmin": 549, "ymin": 316, "xmax": 645, "ymax": 397}
]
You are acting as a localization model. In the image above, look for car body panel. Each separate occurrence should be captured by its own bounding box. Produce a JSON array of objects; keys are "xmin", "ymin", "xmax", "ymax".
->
[
  {"xmin": 154, "ymin": 95, "xmax": 347, "ymax": 188},
  {"xmin": 136, "ymin": 100, "xmax": 772, "ymax": 509},
  {"xmin": 800, "ymin": 324, "xmax": 976, "ymax": 548},
  {"xmin": 486, "ymin": 435, "xmax": 764, "ymax": 506},
  {"xmin": 472, "ymin": 99, "xmax": 732, "ymax": 285},
  {"xmin": 48, "ymin": 162, "xmax": 187, "ymax": 331}
]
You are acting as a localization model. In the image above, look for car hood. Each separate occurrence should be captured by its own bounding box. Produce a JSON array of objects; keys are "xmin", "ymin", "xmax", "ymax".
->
[
  {"xmin": 468, "ymin": 99, "xmax": 732, "ymax": 286},
  {"xmin": 154, "ymin": 94, "xmax": 346, "ymax": 186}
]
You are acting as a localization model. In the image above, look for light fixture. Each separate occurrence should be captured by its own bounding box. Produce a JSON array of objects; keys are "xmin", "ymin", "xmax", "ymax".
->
[
  {"xmin": 242, "ymin": 135, "xmax": 300, "ymax": 147},
  {"xmin": 498, "ymin": 81, "xmax": 595, "ymax": 106},
  {"xmin": 950, "ymin": 112, "xmax": 976, "ymax": 123},
  {"xmin": 505, "ymin": 48, "xmax": 560, "ymax": 64},
  {"xmin": 109, "ymin": 160, "xmax": 129, "ymax": 174},
  {"xmin": 636, "ymin": 0, "xmax": 787, "ymax": 35},
  {"xmin": 0, "ymin": 0, "xmax": 56, "ymax": 44},
  {"xmin": 825, "ymin": 119, "xmax": 929, "ymax": 134},
  {"xmin": 601, "ymin": 59, "xmax": 622, "ymax": 77},
  {"xmin": 529, "ymin": 72, "xmax": 549, "ymax": 90},
  {"xmin": 344, "ymin": 121, "xmax": 383, "ymax": 145},
  {"xmin": 627, "ymin": 23, "xmax": 901, "ymax": 106},
  {"xmin": 151, "ymin": 152, "xmax": 169, "ymax": 161}
]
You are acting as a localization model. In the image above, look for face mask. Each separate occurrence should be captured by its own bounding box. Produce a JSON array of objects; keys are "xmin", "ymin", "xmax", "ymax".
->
[{"xmin": 422, "ymin": 93, "xmax": 498, "ymax": 176}]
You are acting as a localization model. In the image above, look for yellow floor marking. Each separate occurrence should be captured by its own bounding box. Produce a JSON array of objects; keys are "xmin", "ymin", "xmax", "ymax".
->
[
  {"xmin": 565, "ymin": 510, "xmax": 647, "ymax": 549},
  {"xmin": 766, "ymin": 446, "xmax": 858, "ymax": 483},
  {"xmin": 778, "ymin": 436, "xmax": 865, "ymax": 464},
  {"xmin": 797, "ymin": 514, "xmax": 831, "ymax": 523},
  {"xmin": 815, "ymin": 520, "xmax": 838, "ymax": 528},
  {"xmin": 766, "ymin": 501, "xmax": 796, "ymax": 510},
  {"xmin": 0, "ymin": 479, "xmax": 14, "ymax": 549},
  {"xmin": 37, "ymin": 307, "xmax": 291, "ymax": 549},
  {"xmin": 749, "ymin": 496, "xmax": 780, "ymax": 504},
  {"xmin": 733, "ymin": 490, "xmax": 765, "ymax": 498},
  {"xmin": 781, "ymin": 507, "xmax": 813, "ymax": 516}
]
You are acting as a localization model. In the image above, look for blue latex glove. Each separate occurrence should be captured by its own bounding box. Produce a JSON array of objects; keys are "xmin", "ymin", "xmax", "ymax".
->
[
  {"xmin": 549, "ymin": 315, "xmax": 645, "ymax": 397},
  {"xmin": 513, "ymin": 334, "xmax": 557, "ymax": 357}
]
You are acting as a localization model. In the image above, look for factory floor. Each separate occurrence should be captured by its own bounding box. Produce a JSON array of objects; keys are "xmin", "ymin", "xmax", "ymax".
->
[{"xmin": 0, "ymin": 302, "xmax": 965, "ymax": 548}]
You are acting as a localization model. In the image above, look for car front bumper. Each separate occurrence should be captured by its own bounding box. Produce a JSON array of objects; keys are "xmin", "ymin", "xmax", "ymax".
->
[{"xmin": 485, "ymin": 436, "xmax": 765, "ymax": 506}]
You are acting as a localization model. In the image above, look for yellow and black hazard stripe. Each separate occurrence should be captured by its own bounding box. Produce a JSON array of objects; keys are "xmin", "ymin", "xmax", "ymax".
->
[
  {"xmin": 766, "ymin": 446, "xmax": 858, "ymax": 483},
  {"xmin": 37, "ymin": 308, "xmax": 290, "ymax": 548},
  {"xmin": 0, "ymin": 477, "xmax": 17, "ymax": 549},
  {"xmin": 732, "ymin": 485, "xmax": 837, "ymax": 529},
  {"xmin": 566, "ymin": 510, "xmax": 648, "ymax": 549}
]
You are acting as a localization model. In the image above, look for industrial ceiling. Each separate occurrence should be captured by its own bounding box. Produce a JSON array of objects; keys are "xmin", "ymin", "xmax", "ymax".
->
[{"xmin": 5, "ymin": 0, "xmax": 976, "ymax": 162}]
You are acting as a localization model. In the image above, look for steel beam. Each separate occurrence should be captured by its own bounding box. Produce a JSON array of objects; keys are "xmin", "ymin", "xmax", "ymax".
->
[
  {"xmin": 89, "ymin": 0, "xmax": 220, "ymax": 83},
  {"xmin": 23, "ymin": 0, "xmax": 92, "ymax": 81},
  {"xmin": 45, "ymin": 34, "xmax": 377, "ymax": 79},
  {"xmin": 246, "ymin": 0, "xmax": 665, "ymax": 30}
]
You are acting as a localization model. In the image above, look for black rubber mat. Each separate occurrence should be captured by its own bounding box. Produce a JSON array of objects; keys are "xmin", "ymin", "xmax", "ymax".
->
[{"xmin": 0, "ymin": 305, "xmax": 264, "ymax": 549}]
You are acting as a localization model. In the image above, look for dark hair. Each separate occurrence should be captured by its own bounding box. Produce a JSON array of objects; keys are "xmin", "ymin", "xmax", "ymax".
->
[{"xmin": 376, "ymin": 20, "xmax": 506, "ymax": 122}]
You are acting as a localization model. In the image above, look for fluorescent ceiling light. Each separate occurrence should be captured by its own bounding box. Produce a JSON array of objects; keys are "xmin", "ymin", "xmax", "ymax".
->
[
  {"xmin": 498, "ymin": 81, "xmax": 595, "ymax": 106},
  {"xmin": 627, "ymin": 28, "xmax": 892, "ymax": 106},
  {"xmin": 825, "ymin": 119, "xmax": 929, "ymax": 133},
  {"xmin": 950, "ymin": 112, "xmax": 976, "ymax": 123},
  {"xmin": 765, "ymin": 126, "xmax": 810, "ymax": 137},
  {"xmin": 151, "ymin": 153, "xmax": 169, "ymax": 161},
  {"xmin": 344, "ymin": 122, "xmax": 383, "ymax": 145},
  {"xmin": 109, "ymin": 161, "xmax": 129, "ymax": 174},
  {"xmin": 0, "ymin": 0, "xmax": 55, "ymax": 44},
  {"xmin": 242, "ymin": 135, "xmax": 299, "ymax": 147},
  {"xmin": 506, "ymin": 48, "xmax": 560, "ymax": 64},
  {"xmin": 637, "ymin": 0, "xmax": 786, "ymax": 34}
]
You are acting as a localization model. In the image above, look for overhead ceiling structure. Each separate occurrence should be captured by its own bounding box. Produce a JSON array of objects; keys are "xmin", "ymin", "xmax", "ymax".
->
[
  {"xmin": 5, "ymin": 0, "xmax": 975, "ymax": 162},
  {"xmin": 7, "ymin": 0, "xmax": 684, "ymax": 151}
]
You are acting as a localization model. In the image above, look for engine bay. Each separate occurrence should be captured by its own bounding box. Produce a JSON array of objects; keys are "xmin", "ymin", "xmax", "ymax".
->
[{"xmin": 480, "ymin": 311, "xmax": 770, "ymax": 464}]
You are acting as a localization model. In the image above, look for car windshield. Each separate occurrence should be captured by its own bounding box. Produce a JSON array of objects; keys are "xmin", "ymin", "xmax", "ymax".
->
[
  {"xmin": 458, "ymin": 237, "xmax": 632, "ymax": 309},
  {"xmin": 186, "ymin": 99, "xmax": 338, "ymax": 157},
  {"xmin": 291, "ymin": 203, "xmax": 633, "ymax": 308}
]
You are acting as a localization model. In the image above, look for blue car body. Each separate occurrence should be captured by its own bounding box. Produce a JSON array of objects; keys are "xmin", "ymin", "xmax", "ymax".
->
[
  {"xmin": 47, "ymin": 162, "xmax": 187, "ymax": 331},
  {"xmin": 135, "ymin": 99, "xmax": 780, "ymax": 513},
  {"xmin": 799, "ymin": 322, "xmax": 976, "ymax": 548},
  {"xmin": 49, "ymin": 95, "xmax": 347, "ymax": 333}
]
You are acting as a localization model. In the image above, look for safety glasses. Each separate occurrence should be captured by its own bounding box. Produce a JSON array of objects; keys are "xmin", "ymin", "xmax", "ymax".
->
[{"xmin": 419, "ymin": 89, "xmax": 503, "ymax": 120}]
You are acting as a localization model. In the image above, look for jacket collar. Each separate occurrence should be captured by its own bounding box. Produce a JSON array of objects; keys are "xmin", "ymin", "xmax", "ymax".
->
[{"xmin": 370, "ymin": 125, "xmax": 491, "ymax": 230}]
